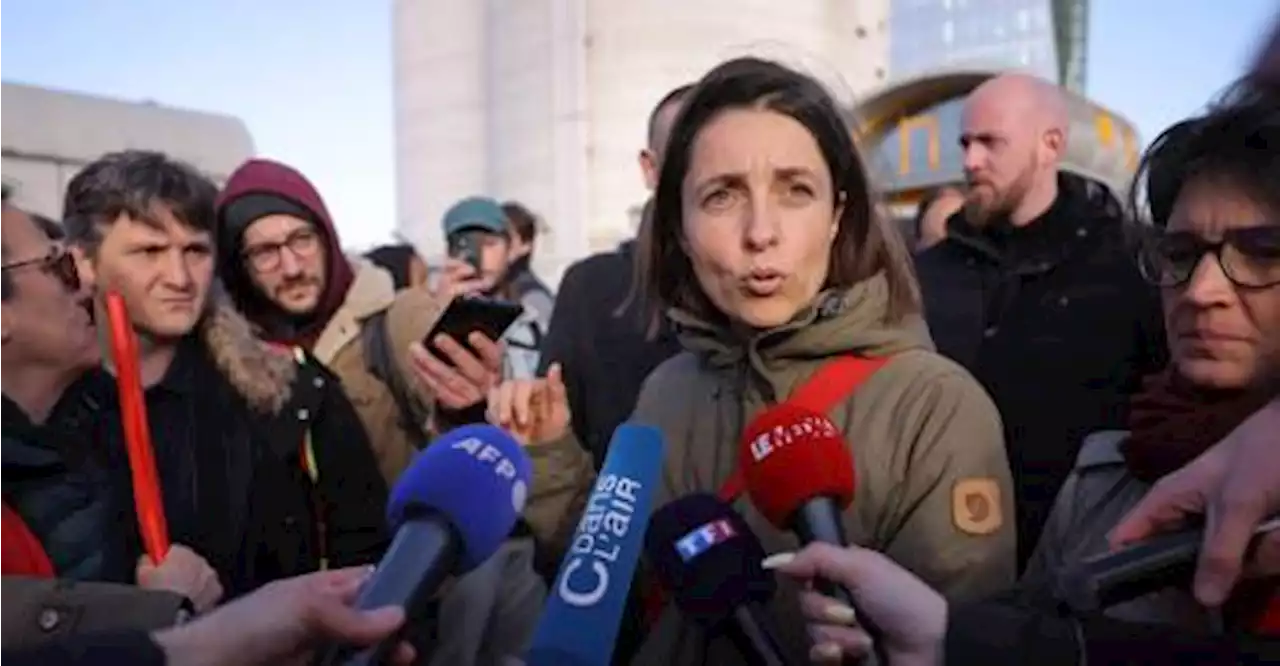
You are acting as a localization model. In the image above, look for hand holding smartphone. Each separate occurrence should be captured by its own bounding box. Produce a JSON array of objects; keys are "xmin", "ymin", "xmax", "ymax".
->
[{"xmin": 424, "ymin": 297, "xmax": 523, "ymax": 363}]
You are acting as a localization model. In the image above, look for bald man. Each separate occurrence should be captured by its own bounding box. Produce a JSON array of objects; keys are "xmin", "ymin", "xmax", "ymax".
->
[{"xmin": 913, "ymin": 74, "xmax": 1167, "ymax": 570}]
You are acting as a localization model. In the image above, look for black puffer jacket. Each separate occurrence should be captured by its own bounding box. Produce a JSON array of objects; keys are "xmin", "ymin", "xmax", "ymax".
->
[{"xmin": 1, "ymin": 391, "xmax": 124, "ymax": 582}]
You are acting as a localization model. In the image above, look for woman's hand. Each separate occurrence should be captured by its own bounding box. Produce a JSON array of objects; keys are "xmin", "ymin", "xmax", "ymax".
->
[
  {"xmin": 764, "ymin": 543, "xmax": 947, "ymax": 666},
  {"xmin": 486, "ymin": 363, "xmax": 571, "ymax": 446}
]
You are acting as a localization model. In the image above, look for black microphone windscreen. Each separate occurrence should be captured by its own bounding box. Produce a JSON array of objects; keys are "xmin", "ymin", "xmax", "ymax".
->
[{"xmin": 644, "ymin": 493, "xmax": 774, "ymax": 623}]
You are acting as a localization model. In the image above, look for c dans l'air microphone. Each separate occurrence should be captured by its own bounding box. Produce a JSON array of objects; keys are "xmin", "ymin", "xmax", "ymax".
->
[
  {"xmin": 740, "ymin": 403, "xmax": 885, "ymax": 666},
  {"xmin": 317, "ymin": 424, "xmax": 532, "ymax": 666},
  {"xmin": 645, "ymin": 493, "xmax": 788, "ymax": 666},
  {"xmin": 524, "ymin": 423, "xmax": 666, "ymax": 666}
]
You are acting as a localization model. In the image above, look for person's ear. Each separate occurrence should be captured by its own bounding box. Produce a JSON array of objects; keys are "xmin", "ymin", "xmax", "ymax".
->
[
  {"xmin": 830, "ymin": 193, "xmax": 846, "ymax": 242},
  {"xmin": 70, "ymin": 244, "xmax": 98, "ymax": 291},
  {"xmin": 639, "ymin": 149, "xmax": 659, "ymax": 192}
]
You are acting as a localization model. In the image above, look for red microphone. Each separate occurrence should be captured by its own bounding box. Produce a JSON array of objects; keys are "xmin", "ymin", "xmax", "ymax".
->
[
  {"xmin": 741, "ymin": 403, "xmax": 884, "ymax": 665},
  {"xmin": 741, "ymin": 404, "xmax": 854, "ymax": 543}
]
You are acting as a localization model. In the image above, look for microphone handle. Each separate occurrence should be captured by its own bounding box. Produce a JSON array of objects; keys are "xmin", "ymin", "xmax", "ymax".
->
[
  {"xmin": 794, "ymin": 498, "xmax": 885, "ymax": 666},
  {"xmin": 315, "ymin": 516, "xmax": 461, "ymax": 666},
  {"xmin": 728, "ymin": 603, "xmax": 790, "ymax": 666},
  {"xmin": 1060, "ymin": 516, "xmax": 1280, "ymax": 613}
]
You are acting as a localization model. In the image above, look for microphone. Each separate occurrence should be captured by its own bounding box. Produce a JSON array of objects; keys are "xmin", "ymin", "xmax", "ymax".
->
[
  {"xmin": 1058, "ymin": 516, "xmax": 1280, "ymax": 613},
  {"xmin": 645, "ymin": 493, "xmax": 789, "ymax": 666},
  {"xmin": 317, "ymin": 424, "xmax": 532, "ymax": 666},
  {"xmin": 740, "ymin": 404, "xmax": 884, "ymax": 665},
  {"xmin": 524, "ymin": 423, "xmax": 666, "ymax": 666}
]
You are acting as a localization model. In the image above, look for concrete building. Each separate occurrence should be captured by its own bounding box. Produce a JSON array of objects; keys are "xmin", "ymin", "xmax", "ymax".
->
[
  {"xmin": 890, "ymin": 0, "xmax": 1089, "ymax": 93},
  {"xmin": 1, "ymin": 81, "xmax": 254, "ymax": 220},
  {"xmin": 853, "ymin": 69, "xmax": 1139, "ymax": 237},
  {"xmin": 393, "ymin": 0, "xmax": 890, "ymax": 283}
]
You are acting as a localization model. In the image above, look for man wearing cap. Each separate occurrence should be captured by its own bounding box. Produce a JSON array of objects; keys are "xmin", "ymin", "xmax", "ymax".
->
[
  {"xmin": 214, "ymin": 159, "xmax": 504, "ymax": 485},
  {"xmin": 431, "ymin": 196, "xmax": 543, "ymax": 379}
]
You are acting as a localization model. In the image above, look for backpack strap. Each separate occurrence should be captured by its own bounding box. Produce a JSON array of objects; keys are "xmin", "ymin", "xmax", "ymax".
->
[
  {"xmin": 716, "ymin": 355, "xmax": 893, "ymax": 503},
  {"xmin": 362, "ymin": 310, "xmax": 430, "ymax": 442},
  {"xmin": 2, "ymin": 503, "xmax": 54, "ymax": 578}
]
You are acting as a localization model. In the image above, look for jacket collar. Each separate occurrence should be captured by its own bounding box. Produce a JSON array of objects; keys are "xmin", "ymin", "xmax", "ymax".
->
[
  {"xmin": 312, "ymin": 259, "xmax": 396, "ymax": 363},
  {"xmin": 945, "ymin": 172, "xmax": 1122, "ymax": 272}
]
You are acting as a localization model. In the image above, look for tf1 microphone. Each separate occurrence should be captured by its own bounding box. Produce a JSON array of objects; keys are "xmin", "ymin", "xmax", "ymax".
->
[
  {"xmin": 1058, "ymin": 516, "xmax": 1280, "ymax": 613},
  {"xmin": 645, "ymin": 493, "xmax": 788, "ymax": 666},
  {"xmin": 741, "ymin": 403, "xmax": 884, "ymax": 665},
  {"xmin": 318, "ymin": 424, "xmax": 532, "ymax": 666},
  {"xmin": 524, "ymin": 423, "xmax": 666, "ymax": 666}
]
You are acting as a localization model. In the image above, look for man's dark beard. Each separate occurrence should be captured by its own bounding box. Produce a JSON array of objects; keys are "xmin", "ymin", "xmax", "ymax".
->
[{"xmin": 963, "ymin": 187, "xmax": 1003, "ymax": 228}]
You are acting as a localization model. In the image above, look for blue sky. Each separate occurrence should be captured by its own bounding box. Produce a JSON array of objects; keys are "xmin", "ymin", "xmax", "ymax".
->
[{"xmin": 3, "ymin": 1, "xmax": 1275, "ymax": 250}]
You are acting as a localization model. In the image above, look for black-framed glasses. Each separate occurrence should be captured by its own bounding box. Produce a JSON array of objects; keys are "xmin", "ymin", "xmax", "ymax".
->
[
  {"xmin": 0, "ymin": 245, "xmax": 82, "ymax": 292},
  {"xmin": 242, "ymin": 228, "xmax": 321, "ymax": 273},
  {"xmin": 1138, "ymin": 226, "xmax": 1280, "ymax": 289}
]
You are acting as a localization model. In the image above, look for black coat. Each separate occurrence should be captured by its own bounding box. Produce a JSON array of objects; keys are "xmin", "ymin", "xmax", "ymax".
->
[
  {"xmin": 945, "ymin": 598, "xmax": 1279, "ymax": 665},
  {"xmin": 57, "ymin": 301, "xmax": 388, "ymax": 598},
  {"xmin": 914, "ymin": 174, "xmax": 1168, "ymax": 567},
  {"xmin": 244, "ymin": 353, "xmax": 390, "ymax": 583}
]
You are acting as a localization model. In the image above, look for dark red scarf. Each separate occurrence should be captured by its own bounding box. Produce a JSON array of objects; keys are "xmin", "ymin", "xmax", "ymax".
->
[{"xmin": 1123, "ymin": 369, "xmax": 1278, "ymax": 634}]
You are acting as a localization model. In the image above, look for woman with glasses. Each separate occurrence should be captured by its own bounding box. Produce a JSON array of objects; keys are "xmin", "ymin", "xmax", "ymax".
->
[{"xmin": 1010, "ymin": 83, "xmax": 1280, "ymax": 633}]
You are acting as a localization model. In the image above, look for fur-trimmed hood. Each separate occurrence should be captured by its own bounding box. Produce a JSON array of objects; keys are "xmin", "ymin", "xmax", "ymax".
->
[{"xmin": 198, "ymin": 285, "xmax": 298, "ymax": 415}]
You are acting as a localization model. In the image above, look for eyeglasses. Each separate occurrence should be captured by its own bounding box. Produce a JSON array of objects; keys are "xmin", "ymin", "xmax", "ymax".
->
[
  {"xmin": 242, "ymin": 228, "xmax": 321, "ymax": 273},
  {"xmin": 0, "ymin": 245, "xmax": 82, "ymax": 292},
  {"xmin": 1138, "ymin": 226, "xmax": 1280, "ymax": 289}
]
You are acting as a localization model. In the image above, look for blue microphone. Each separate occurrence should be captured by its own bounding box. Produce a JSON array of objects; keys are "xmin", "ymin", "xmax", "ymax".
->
[
  {"xmin": 524, "ymin": 423, "xmax": 666, "ymax": 666},
  {"xmin": 318, "ymin": 424, "xmax": 532, "ymax": 666}
]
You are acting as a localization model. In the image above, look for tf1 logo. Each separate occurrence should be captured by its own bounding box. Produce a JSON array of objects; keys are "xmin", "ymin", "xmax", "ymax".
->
[{"xmin": 674, "ymin": 519, "xmax": 738, "ymax": 562}]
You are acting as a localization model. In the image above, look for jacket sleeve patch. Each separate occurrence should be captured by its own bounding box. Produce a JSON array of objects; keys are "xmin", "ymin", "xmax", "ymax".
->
[{"xmin": 952, "ymin": 477, "xmax": 1003, "ymax": 536}]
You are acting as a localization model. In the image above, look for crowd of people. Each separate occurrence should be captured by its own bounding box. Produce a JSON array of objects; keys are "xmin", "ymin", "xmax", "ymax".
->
[{"xmin": 2, "ymin": 15, "xmax": 1278, "ymax": 666}]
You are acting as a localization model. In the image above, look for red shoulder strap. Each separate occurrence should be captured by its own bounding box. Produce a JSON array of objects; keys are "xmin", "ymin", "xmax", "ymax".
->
[
  {"xmin": 2, "ymin": 503, "xmax": 55, "ymax": 578},
  {"xmin": 716, "ymin": 355, "xmax": 893, "ymax": 503},
  {"xmin": 647, "ymin": 355, "xmax": 895, "ymax": 631}
]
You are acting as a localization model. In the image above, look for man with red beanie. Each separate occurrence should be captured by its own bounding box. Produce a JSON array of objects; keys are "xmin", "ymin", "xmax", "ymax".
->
[{"xmin": 214, "ymin": 159, "xmax": 502, "ymax": 484}]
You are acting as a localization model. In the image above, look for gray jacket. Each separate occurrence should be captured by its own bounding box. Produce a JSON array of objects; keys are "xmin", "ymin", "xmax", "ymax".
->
[
  {"xmin": 1021, "ymin": 430, "xmax": 1217, "ymax": 630},
  {"xmin": 431, "ymin": 538, "xmax": 545, "ymax": 666}
]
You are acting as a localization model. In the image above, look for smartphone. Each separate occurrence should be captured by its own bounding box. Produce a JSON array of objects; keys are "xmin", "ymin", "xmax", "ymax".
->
[
  {"xmin": 447, "ymin": 231, "xmax": 485, "ymax": 273},
  {"xmin": 425, "ymin": 297, "xmax": 523, "ymax": 360}
]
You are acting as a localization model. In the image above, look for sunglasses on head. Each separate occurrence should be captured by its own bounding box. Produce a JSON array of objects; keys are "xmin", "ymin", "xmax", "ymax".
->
[{"xmin": 0, "ymin": 245, "xmax": 82, "ymax": 293}]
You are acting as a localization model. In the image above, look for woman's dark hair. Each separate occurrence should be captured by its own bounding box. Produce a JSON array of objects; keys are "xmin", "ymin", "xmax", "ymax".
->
[
  {"xmin": 364, "ymin": 243, "xmax": 421, "ymax": 290},
  {"xmin": 1131, "ymin": 80, "xmax": 1280, "ymax": 229},
  {"xmin": 635, "ymin": 57, "xmax": 919, "ymax": 334}
]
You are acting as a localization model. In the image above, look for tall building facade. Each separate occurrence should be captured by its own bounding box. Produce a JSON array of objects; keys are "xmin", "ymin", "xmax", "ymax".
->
[
  {"xmin": 393, "ymin": 0, "xmax": 889, "ymax": 283},
  {"xmin": 890, "ymin": 0, "xmax": 1088, "ymax": 93}
]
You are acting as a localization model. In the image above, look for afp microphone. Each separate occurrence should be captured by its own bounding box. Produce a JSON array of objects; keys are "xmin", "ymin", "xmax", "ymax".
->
[
  {"xmin": 524, "ymin": 423, "xmax": 665, "ymax": 666},
  {"xmin": 645, "ymin": 493, "xmax": 788, "ymax": 666},
  {"xmin": 317, "ymin": 424, "xmax": 532, "ymax": 666},
  {"xmin": 741, "ymin": 404, "xmax": 884, "ymax": 665}
]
